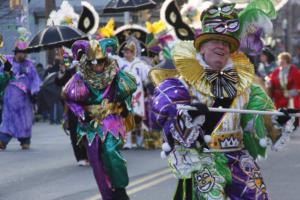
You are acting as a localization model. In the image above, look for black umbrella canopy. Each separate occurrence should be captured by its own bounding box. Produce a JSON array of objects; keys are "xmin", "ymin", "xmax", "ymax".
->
[
  {"xmin": 103, "ymin": 0, "xmax": 156, "ymax": 13},
  {"xmin": 23, "ymin": 25, "xmax": 87, "ymax": 53}
]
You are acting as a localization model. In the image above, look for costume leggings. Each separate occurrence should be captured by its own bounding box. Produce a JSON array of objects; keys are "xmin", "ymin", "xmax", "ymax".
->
[{"xmin": 85, "ymin": 134, "xmax": 129, "ymax": 200}]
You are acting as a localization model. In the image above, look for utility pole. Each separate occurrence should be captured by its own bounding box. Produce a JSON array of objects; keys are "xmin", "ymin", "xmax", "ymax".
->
[{"xmin": 45, "ymin": 0, "xmax": 56, "ymax": 65}]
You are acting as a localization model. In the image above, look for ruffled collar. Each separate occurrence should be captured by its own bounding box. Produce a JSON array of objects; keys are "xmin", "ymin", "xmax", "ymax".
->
[{"xmin": 172, "ymin": 41, "xmax": 254, "ymax": 97}]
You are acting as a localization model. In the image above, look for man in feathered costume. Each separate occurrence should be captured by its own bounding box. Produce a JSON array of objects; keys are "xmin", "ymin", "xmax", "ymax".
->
[
  {"xmin": 152, "ymin": 1, "xmax": 294, "ymax": 199},
  {"xmin": 0, "ymin": 32, "xmax": 41, "ymax": 150},
  {"xmin": 63, "ymin": 39, "xmax": 136, "ymax": 200}
]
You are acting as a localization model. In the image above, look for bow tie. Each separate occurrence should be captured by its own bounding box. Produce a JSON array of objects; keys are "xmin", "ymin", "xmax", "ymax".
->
[{"xmin": 204, "ymin": 68, "xmax": 238, "ymax": 98}]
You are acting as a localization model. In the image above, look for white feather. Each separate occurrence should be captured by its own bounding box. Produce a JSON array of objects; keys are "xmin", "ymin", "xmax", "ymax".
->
[
  {"xmin": 240, "ymin": 13, "xmax": 273, "ymax": 38},
  {"xmin": 47, "ymin": 1, "xmax": 79, "ymax": 27}
]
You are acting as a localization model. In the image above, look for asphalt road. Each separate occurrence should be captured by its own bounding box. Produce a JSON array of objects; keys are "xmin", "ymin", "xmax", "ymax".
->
[{"xmin": 0, "ymin": 123, "xmax": 300, "ymax": 200}]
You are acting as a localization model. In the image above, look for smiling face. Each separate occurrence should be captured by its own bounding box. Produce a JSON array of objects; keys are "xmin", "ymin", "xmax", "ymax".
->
[
  {"xmin": 195, "ymin": 168, "xmax": 215, "ymax": 193},
  {"xmin": 200, "ymin": 40, "xmax": 230, "ymax": 70}
]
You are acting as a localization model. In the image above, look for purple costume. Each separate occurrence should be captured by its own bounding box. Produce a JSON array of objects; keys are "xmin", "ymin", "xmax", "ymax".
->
[
  {"xmin": 0, "ymin": 55, "xmax": 41, "ymax": 142},
  {"xmin": 63, "ymin": 39, "xmax": 136, "ymax": 200}
]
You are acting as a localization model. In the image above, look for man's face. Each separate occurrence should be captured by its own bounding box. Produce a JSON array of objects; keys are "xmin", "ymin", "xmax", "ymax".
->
[
  {"xmin": 15, "ymin": 52, "xmax": 27, "ymax": 62},
  {"xmin": 123, "ymin": 49, "xmax": 135, "ymax": 61},
  {"xmin": 91, "ymin": 58, "xmax": 107, "ymax": 74},
  {"xmin": 200, "ymin": 40, "xmax": 230, "ymax": 70}
]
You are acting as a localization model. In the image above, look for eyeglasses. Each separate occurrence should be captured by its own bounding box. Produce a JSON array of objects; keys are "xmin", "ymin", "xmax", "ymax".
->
[{"xmin": 206, "ymin": 3, "xmax": 235, "ymax": 16}]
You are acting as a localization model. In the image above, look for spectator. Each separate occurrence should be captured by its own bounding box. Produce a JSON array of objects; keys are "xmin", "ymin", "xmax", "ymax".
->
[
  {"xmin": 43, "ymin": 57, "xmax": 60, "ymax": 79},
  {"xmin": 35, "ymin": 63, "xmax": 45, "ymax": 81},
  {"xmin": 257, "ymin": 48, "xmax": 276, "ymax": 78},
  {"xmin": 267, "ymin": 52, "xmax": 300, "ymax": 111}
]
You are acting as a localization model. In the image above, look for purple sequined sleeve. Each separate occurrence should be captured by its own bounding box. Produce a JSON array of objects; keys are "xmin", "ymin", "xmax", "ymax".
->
[
  {"xmin": 152, "ymin": 78, "xmax": 191, "ymax": 141},
  {"xmin": 63, "ymin": 73, "xmax": 90, "ymax": 119}
]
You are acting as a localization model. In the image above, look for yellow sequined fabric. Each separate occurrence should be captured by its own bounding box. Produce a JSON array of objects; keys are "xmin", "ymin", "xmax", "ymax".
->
[
  {"xmin": 149, "ymin": 68, "xmax": 178, "ymax": 86},
  {"xmin": 172, "ymin": 41, "xmax": 254, "ymax": 97},
  {"xmin": 84, "ymin": 99, "xmax": 123, "ymax": 127}
]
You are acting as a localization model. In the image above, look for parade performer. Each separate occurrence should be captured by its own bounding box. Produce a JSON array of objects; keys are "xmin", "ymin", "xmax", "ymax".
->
[
  {"xmin": 0, "ymin": 32, "xmax": 41, "ymax": 150},
  {"xmin": 63, "ymin": 39, "xmax": 136, "ymax": 200},
  {"xmin": 114, "ymin": 38, "xmax": 152, "ymax": 149},
  {"xmin": 257, "ymin": 48, "xmax": 276, "ymax": 78},
  {"xmin": 55, "ymin": 51, "xmax": 88, "ymax": 166},
  {"xmin": 267, "ymin": 52, "xmax": 300, "ymax": 110},
  {"xmin": 151, "ymin": 1, "xmax": 295, "ymax": 199}
]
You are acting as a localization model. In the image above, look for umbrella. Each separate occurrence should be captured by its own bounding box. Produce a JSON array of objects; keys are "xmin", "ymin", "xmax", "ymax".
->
[
  {"xmin": 103, "ymin": 0, "xmax": 156, "ymax": 13},
  {"xmin": 23, "ymin": 25, "xmax": 87, "ymax": 53},
  {"xmin": 227, "ymin": 0, "xmax": 288, "ymax": 10},
  {"xmin": 114, "ymin": 24, "xmax": 150, "ymax": 57}
]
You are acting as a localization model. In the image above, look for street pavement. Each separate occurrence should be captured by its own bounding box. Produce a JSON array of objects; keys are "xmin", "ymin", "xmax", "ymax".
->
[{"xmin": 0, "ymin": 123, "xmax": 300, "ymax": 200}]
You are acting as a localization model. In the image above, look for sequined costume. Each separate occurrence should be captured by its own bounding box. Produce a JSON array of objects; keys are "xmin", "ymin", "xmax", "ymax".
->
[
  {"xmin": 63, "ymin": 39, "xmax": 136, "ymax": 200},
  {"xmin": 152, "ymin": 44, "xmax": 282, "ymax": 199},
  {"xmin": 151, "ymin": 1, "xmax": 292, "ymax": 199}
]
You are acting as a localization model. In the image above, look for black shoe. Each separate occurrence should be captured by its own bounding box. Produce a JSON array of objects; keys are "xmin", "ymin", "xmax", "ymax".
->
[
  {"xmin": 0, "ymin": 140, "xmax": 6, "ymax": 150},
  {"xmin": 112, "ymin": 188, "xmax": 130, "ymax": 200},
  {"xmin": 21, "ymin": 143, "xmax": 30, "ymax": 150}
]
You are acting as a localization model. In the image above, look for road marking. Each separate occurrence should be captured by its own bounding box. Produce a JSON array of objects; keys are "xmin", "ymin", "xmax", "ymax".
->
[
  {"xmin": 127, "ymin": 168, "xmax": 170, "ymax": 189},
  {"xmin": 127, "ymin": 174, "xmax": 173, "ymax": 195},
  {"xmin": 85, "ymin": 168, "xmax": 172, "ymax": 200}
]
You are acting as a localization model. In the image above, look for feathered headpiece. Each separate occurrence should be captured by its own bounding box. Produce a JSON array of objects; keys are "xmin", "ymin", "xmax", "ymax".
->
[
  {"xmin": 193, "ymin": 0, "xmax": 277, "ymax": 55},
  {"xmin": 71, "ymin": 39, "xmax": 117, "ymax": 64},
  {"xmin": 146, "ymin": 20, "xmax": 166, "ymax": 35},
  {"xmin": 14, "ymin": 27, "xmax": 31, "ymax": 52},
  {"xmin": 236, "ymin": 0, "xmax": 277, "ymax": 55},
  {"xmin": 97, "ymin": 18, "xmax": 115, "ymax": 38},
  {"xmin": 47, "ymin": 1, "xmax": 79, "ymax": 27}
]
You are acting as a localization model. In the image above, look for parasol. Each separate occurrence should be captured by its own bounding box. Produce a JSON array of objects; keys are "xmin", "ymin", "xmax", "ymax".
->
[
  {"xmin": 114, "ymin": 24, "xmax": 150, "ymax": 57},
  {"xmin": 22, "ymin": 25, "xmax": 87, "ymax": 53},
  {"xmin": 103, "ymin": 0, "xmax": 156, "ymax": 13}
]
